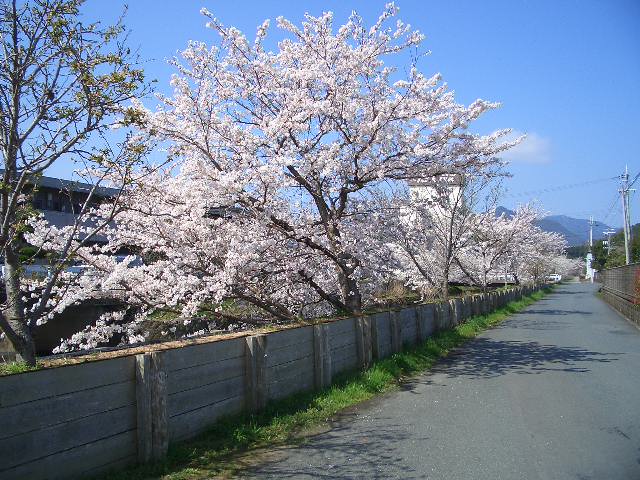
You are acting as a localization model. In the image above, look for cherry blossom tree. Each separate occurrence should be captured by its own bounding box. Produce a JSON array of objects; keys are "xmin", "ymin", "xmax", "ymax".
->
[
  {"xmin": 506, "ymin": 224, "xmax": 567, "ymax": 284},
  {"xmin": 391, "ymin": 174, "xmax": 505, "ymax": 300},
  {"xmin": 32, "ymin": 4, "xmax": 518, "ymax": 353},
  {"xmin": 458, "ymin": 205, "xmax": 540, "ymax": 291},
  {"xmin": 548, "ymin": 255, "xmax": 583, "ymax": 278},
  {"xmin": 94, "ymin": 4, "xmax": 514, "ymax": 318}
]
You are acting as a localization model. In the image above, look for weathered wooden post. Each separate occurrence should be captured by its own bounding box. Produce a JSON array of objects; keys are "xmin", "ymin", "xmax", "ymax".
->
[
  {"xmin": 136, "ymin": 353, "xmax": 153, "ymax": 464},
  {"xmin": 463, "ymin": 297, "xmax": 472, "ymax": 320},
  {"xmin": 355, "ymin": 316, "xmax": 372, "ymax": 369},
  {"xmin": 438, "ymin": 302, "xmax": 450, "ymax": 329},
  {"xmin": 415, "ymin": 306, "xmax": 425, "ymax": 343},
  {"xmin": 390, "ymin": 310, "xmax": 402, "ymax": 353},
  {"xmin": 370, "ymin": 311, "xmax": 391, "ymax": 360},
  {"xmin": 450, "ymin": 299, "xmax": 462, "ymax": 325},
  {"xmin": 313, "ymin": 324, "xmax": 332, "ymax": 390},
  {"xmin": 150, "ymin": 352, "xmax": 168, "ymax": 461},
  {"xmin": 135, "ymin": 352, "xmax": 168, "ymax": 463},
  {"xmin": 245, "ymin": 334, "xmax": 267, "ymax": 412},
  {"xmin": 470, "ymin": 295, "xmax": 478, "ymax": 317},
  {"xmin": 420, "ymin": 304, "xmax": 436, "ymax": 340}
]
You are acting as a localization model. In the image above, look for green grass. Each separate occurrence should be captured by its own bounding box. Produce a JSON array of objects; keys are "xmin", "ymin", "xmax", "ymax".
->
[
  {"xmin": 96, "ymin": 287, "xmax": 551, "ymax": 480},
  {"xmin": 0, "ymin": 360, "xmax": 41, "ymax": 376}
]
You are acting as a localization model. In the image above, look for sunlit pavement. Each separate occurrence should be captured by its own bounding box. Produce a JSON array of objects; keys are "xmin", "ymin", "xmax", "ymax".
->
[{"xmin": 240, "ymin": 283, "xmax": 640, "ymax": 480}]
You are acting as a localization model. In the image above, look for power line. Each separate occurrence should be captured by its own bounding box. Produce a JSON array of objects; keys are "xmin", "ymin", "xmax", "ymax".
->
[
  {"xmin": 601, "ymin": 191, "xmax": 621, "ymax": 224},
  {"xmin": 506, "ymin": 176, "xmax": 618, "ymax": 198}
]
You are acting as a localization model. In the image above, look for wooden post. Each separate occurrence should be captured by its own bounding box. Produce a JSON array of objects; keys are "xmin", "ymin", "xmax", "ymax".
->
[
  {"xmin": 437, "ymin": 302, "xmax": 449, "ymax": 330},
  {"xmin": 462, "ymin": 297, "xmax": 471, "ymax": 320},
  {"xmin": 450, "ymin": 299, "xmax": 462, "ymax": 326},
  {"xmin": 355, "ymin": 316, "xmax": 372, "ymax": 369},
  {"xmin": 355, "ymin": 317, "xmax": 365, "ymax": 368},
  {"xmin": 472, "ymin": 295, "xmax": 480, "ymax": 317},
  {"xmin": 313, "ymin": 324, "xmax": 332, "ymax": 390},
  {"xmin": 370, "ymin": 314, "xmax": 380, "ymax": 360},
  {"xmin": 136, "ymin": 352, "xmax": 168, "ymax": 463},
  {"xmin": 245, "ymin": 334, "xmax": 267, "ymax": 413},
  {"xmin": 415, "ymin": 306, "xmax": 424, "ymax": 343},
  {"xmin": 135, "ymin": 353, "xmax": 153, "ymax": 464},
  {"xmin": 390, "ymin": 310, "xmax": 402, "ymax": 353},
  {"xmin": 150, "ymin": 352, "xmax": 168, "ymax": 461},
  {"xmin": 370, "ymin": 312, "xmax": 389, "ymax": 360},
  {"xmin": 417, "ymin": 304, "xmax": 435, "ymax": 341}
]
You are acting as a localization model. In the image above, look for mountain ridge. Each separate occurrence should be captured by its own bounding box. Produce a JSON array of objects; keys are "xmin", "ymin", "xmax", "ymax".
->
[{"xmin": 495, "ymin": 206, "xmax": 614, "ymax": 246}]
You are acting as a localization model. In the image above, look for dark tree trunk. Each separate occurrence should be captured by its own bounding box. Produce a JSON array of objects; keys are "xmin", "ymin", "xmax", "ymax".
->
[
  {"xmin": 1, "ymin": 243, "xmax": 36, "ymax": 365},
  {"xmin": 441, "ymin": 276, "xmax": 450, "ymax": 302},
  {"xmin": 338, "ymin": 270, "xmax": 362, "ymax": 315}
]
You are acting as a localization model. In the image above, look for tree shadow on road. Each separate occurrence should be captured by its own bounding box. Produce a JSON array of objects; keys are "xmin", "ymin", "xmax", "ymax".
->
[
  {"xmin": 493, "ymin": 309, "xmax": 593, "ymax": 331},
  {"xmin": 239, "ymin": 418, "xmax": 422, "ymax": 479},
  {"xmin": 427, "ymin": 338, "xmax": 621, "ymax": 379},
  {"xmin": 547, "ymin": 289, "xmax": 584, "ymax": 295},
  {"xmin": 515, "ymin": 309, "xmax": 593, "ymax": 316}
]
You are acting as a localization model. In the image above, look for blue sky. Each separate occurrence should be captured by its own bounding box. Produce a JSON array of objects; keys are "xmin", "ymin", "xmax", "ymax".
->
[{"xmin": 66, "ymin": 0, "xmax": 640, "ymax": 227}]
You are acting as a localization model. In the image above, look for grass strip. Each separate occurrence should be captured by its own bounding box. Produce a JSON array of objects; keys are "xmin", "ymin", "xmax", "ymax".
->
[
  {"xmin": 98, "ymin": 288, "xmax": 551, "ymax": 480},
  {"xmin": 0, "ymin": 359, "xmax": 40, "ymax": 376}
]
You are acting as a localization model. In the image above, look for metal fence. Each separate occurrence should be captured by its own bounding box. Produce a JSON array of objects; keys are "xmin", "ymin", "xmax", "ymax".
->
[{"xmin": 598, "ymin": 263, "xmax": 640, "ymax": 304}]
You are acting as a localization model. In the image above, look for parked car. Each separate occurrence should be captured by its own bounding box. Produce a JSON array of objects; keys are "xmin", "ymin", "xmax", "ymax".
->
[
  {"xmin": 494, "ymin": 273, "xmax": 516, "ymax": 284},
  {"xmin": 545, "ymin": 274, "xmax": 562, "ymax": 283}
]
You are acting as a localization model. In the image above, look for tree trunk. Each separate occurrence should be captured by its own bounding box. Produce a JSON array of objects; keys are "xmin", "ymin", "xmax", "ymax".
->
[
  {"xmin": 338, "ymin": 270, "xmax": 362, "ymax": 315},
  {"xmin": 1, "ymin": 243, "xmax": 36, "ymax": 365},
  {"xmin": 441, "ymin": 275, "xmax": 450, "ymax": 302}
]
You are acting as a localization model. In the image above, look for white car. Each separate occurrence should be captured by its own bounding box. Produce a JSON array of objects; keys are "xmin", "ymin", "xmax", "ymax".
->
[{"xmin": 545, "ymin": 274, "xmax": 562, "ymax": 283}]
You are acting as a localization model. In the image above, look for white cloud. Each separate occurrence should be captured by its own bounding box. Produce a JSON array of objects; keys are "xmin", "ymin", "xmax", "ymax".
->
[{"xmin": 500, "ymin": 131, "xmax": 552, "ymax": 164}]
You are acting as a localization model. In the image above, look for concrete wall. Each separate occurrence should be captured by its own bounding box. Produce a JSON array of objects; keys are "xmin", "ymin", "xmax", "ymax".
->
[
  {"xmin": 165, "ymin": 337, "xmax": 246, "ymax": 443},
  {"xmin": 601, "ymin": 289, "xmax": 640, "ymax": 327},
  {"xmin": 0, "ymin": 356, "xmax": 137, "ymax": 479},
  {"xmin": 0, "ymin": 286, "xmax": 538, "ymax": 480}
]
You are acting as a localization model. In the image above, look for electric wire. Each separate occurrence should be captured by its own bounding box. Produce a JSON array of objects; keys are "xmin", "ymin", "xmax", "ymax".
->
[
  {"xmin": 506, "ymin": 175, "xmax": 618, "ymax": 198},
  {"xmin": 601, "ymin": 191, "xmax": 621, "ymax": 224}
]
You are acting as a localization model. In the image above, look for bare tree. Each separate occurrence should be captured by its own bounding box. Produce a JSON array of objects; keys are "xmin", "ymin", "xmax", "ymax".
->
[{"xmin": 0, "ymin": 0, "xmax": 147, "ymax": 364}]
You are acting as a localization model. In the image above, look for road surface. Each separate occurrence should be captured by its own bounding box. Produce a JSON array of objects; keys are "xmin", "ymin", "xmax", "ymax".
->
[{"xmin": 240, "ymin": 283, "xmax": 640, "ymax": 479}]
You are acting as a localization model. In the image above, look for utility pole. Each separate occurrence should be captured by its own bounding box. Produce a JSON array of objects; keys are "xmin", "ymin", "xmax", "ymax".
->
[
  {"xmin": 603, "ymin": 229, "xmax": 616, "ymax": 255},
  {"xmin": 586, "ymin": 216, "xmax": 596, "ymax": 282},
  {"xmin": 620, "ymin": 166, "xmax": 633, "ymax": 265}
]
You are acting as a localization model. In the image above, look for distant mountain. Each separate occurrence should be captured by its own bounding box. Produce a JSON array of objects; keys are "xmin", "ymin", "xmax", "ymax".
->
[
  {"xmin": 495, "ymin": 207, "xmax": 615, "ymax": 246},
  {"xmin": 495, "ymin": 206, "xmax": 515, "ymax": 218}
]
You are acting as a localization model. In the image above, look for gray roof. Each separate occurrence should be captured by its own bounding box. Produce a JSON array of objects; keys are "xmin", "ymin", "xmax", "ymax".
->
[
  {"xmin": 0, "ymin": 169, "xmax": 120, "ymax": 197},
  {"xmin": 407, "ymin": 174, "xmax": 464, "ymax": 187},
  {"xmin": 32, "ymin": 174, "xmax": 120, "ymax": 197}
]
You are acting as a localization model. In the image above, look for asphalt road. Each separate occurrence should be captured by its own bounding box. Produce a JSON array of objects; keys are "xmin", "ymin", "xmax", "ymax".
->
[{"xmin": 240, "ymin": 283, "xmax": 640, "ymax": 480}]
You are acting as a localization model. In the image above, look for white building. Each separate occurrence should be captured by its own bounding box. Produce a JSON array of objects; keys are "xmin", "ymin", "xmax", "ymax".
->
[{"xmin": 408, "ymin": 174, "xmax": 465, "ymax": 210}]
